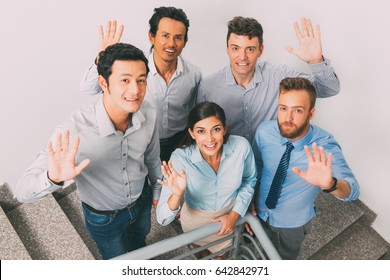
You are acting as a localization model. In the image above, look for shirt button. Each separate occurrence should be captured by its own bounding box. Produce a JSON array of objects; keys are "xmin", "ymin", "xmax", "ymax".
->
[
  {"xmin": 122, "ymin": 167, "xmax": 125, "ymax": 171},
  {"xmin": 126, "ymin": 194, "xmax": 129, "ymax": 198},
  {"xmin": 122, "ymin": 153, "xmax": 126, "ymax": 156}
]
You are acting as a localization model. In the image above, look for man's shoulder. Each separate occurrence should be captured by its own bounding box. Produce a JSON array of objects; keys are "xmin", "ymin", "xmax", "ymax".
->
[
  {"xmin": 140, "ymin": 100, "xmax": 158, "ymax": 120},
  {"xmin": 179, "ymin": 55, "xmax": 202, "ymax": 78},
  {"xmin": 204, "ymin": 66, "xmax": 227, "ymax": 79},
  {"xmin": 258, "ymin": 120, "xmax": 278, "ymax": 133},
  {"xmin": 69, "ymin": 100, "xmax": 98, "ymax": 122},
  {"xmin": 310, "ymin": 124, "xmax": 338, "ymax": 146},
  {"xmin": 254, "ymin": 120, "xmax": 279, "ymax": 145}
]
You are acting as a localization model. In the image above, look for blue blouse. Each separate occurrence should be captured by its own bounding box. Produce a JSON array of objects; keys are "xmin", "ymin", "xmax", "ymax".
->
[{"xmin": 156, "ymin": 135, "xmax": 257, "ymax": 225}]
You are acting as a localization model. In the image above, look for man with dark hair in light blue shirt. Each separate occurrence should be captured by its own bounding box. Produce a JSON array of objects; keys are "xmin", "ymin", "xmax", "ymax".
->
[
  {"xmin": 249, "ymin": 77, "xmax": 359, "ymax": 259},
  {"xmin": 197, "ymin": 16, "xmax": 340, "ymax": 144}
]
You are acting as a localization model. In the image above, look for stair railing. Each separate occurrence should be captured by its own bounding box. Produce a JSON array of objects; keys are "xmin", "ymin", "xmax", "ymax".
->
[{"xmin": 112, "ymin": 212, "xmax": 281, "ymax": 260}]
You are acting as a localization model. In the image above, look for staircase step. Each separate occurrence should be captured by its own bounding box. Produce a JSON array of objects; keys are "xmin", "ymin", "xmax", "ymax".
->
[
  {"xmin": 52, "ymin": 182, "xmax": 77, "ymax": 201},
  {"xmin": 147, "ymin": 210, "xmax": 195, "ymax": 260},
  {"xmin": 0, "ymin": 183, "xmax": 21, "ymax": 213},
  {"xmin": 57, "ymin": 189, "xmax": 193, "ymax": 259},
  {"xmin": 0, "ymin": 207, "xmax": 31, "ymax": 259},
  {"xmin": 309, "ymin": 220, "xmax": 388, "ymax": 259},
  {"xmin": 6, "ymin": 195, "xmax": 95, "ymax": 260},
  {"xmin": 351, "ymin": 199, "xmax": 377, "ymax": 225},
  {"xmin": 298, "ymin": 192, "xmax": 364, "ymax": 259},
  {"xmin": 56, "ymin": 191, "xmax": 101, "ymax": 259}
]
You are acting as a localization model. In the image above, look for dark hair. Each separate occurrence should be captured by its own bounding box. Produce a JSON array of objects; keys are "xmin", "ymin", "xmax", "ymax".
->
[
  {"xmin": 149, "ymin": 6, "xmax": 190, "ymax": 43},
  {"xmin": 97, "ymin": 43, "xmax": 149, "ymax": 86},
  {"xmin": 227, "ymin": 16, "xmax": 263, "ymax": 45},
  {"xmin": 279, "ymin": 77, "xmax": 317, "ymax": 109},
  {"xmin": 180, "ymin": 102, "xmax": 230, "ymax": 147}
]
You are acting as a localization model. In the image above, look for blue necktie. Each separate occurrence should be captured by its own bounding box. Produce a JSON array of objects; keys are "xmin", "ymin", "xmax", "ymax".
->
[{"xmin": 265, "ymin": 142, "xmax": 294, "ymax": 209}]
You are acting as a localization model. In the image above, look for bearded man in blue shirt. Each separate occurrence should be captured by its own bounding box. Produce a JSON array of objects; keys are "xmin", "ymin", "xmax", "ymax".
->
[{"xmin": 250, "ymin": 77, "xmax": 359, "ymax": 259}]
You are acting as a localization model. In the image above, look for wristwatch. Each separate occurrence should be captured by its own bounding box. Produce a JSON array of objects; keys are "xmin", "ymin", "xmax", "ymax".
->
[{"xmin": 322, "ymin": 177, "xmax": 337, "ymax": 193}]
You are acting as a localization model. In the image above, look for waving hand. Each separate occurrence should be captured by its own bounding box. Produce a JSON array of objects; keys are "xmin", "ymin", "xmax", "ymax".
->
[{"xmin": 47, "ymin": 130, "xmax": 90, "ymax": 184}]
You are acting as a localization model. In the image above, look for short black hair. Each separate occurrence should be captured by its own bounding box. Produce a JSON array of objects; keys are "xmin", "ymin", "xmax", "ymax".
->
[
  {"xmin": 97, "ymin": 43, "xmax": 149, "ymax": 86},
  {"xmin": 149, "ymin": 6, "xmax": 190, "ymax": 43},
  {"xmin": 227, "ymin": 16, "xmax": 263, "ymax": 45},
  {"xmin": 279, "ymin": 77, "xmax": 317, "ymax": 109}
]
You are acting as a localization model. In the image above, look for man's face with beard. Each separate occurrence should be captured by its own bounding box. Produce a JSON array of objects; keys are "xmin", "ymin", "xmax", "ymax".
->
[{"xmin": 277, "ymin": 89, "xmax": 315, "ymax": 142}]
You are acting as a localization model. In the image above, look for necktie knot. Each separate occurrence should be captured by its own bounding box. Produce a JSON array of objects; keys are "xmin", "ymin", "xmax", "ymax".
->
[{"xmin": 286, "ymin": 142, "xmax": 294, "ymax": 153}]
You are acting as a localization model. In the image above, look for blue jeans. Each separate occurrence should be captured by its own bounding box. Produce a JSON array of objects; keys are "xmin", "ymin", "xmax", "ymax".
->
[{"xmin": 82, "ymin": 186, "xmax": 152, "ymax": 260}]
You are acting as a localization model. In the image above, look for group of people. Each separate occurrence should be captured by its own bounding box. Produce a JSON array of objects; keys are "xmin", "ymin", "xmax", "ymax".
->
[{"xmin": 15, "ymin": 6, "xmax": 359, "ymax": 260}]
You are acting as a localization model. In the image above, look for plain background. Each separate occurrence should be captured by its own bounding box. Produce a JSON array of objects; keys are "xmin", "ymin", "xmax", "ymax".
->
[{"xmin": 1, "ymin": 0, "xmax": 389, "ymax": 243}]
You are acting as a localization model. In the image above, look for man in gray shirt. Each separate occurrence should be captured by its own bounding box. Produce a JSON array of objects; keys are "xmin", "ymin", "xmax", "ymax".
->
[
  {"xmin": 14, "ymin": 43, "xmax": 161, "ymax": 260},
  {"xmin": 197, "ymin": 17, "xmax": 340, "ymax": 144},
  {"xmin": 80, "ymin": 7, "xmax": 202, "ymax": 162}
]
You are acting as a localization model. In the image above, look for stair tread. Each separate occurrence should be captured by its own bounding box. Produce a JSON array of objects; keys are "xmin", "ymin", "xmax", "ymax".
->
[
  {"xmin": 7, "ymin": 195, "xmax": 95, "ymax": 260},
  {"xmin": 0, "ymin": 206, "xmax": 31, "ymax": 260},
  {"xmin": 148, "ymin": 210, "xmax": 195, "ymax": 260},
  {"xmin": 57, "ymin": 191, "xmax": 101, "ymax": 259},
  {"xmin": 309, "ymin": 221, "xmax": 388, "ymax": 260},
  {"xmin": 298, "ymin": 192, "xmax": 365, "ymax": 259},
  {"xmin": 52, "ymin": 182, "xmax": 77, "ymax": 201},
  {"xmin": 0, "ymin": 184, "xmax": 21, "ymax": 214},
  {"xmin": 58, "ymin": 190, "xmax": 194, "ymax": 259}
]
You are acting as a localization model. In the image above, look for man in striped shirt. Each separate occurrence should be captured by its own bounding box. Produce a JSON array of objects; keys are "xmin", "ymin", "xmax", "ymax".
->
[{"xmin": 197, "ymin": 17, "xmax": 340, "ymax": 144}]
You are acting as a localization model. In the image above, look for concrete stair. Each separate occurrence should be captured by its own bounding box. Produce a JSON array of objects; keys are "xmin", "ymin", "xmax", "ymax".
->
[
  {"xmin": 0, "ymin": 183, "xmax": 388, "ymax": 260},
  {"xmin": 0, "ymin": 207, "xmax": 31, "ymax": 260},
  {"xmin": 298, "ymin": 192, "xmax": 388, "ymax": 260}
]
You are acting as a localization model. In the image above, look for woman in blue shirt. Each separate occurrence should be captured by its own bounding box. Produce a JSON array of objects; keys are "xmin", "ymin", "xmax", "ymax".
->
[{"xmin": 156, "ymin": 102, "xmax": 257, "ymax": 258}]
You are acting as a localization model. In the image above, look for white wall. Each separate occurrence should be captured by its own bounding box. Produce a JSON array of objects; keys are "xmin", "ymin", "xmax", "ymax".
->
[{"xmin": 1, "ymin": 0, "xmax": 389, "ymax": 242}]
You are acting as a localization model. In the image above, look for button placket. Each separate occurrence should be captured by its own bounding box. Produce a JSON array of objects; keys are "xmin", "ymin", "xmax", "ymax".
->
[{"xmin": 121, "ymin": 137, "xmax": 132, "ymax": 205}]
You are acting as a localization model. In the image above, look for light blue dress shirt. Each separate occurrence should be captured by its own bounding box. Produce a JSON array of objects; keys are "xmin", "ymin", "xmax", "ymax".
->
[
  {"xmin": 80, "ymin": 50, "xmax": 202, "ymax": 139},
  {"xmin": 197, "ymin": 58, "xmax": 340, "ymax": 143},
  {"xmin": 252, "ymin": 121, "xmax": 360, "ymax": 228},
  {"xmin": 156, "ymin": 135, "xmax": 257, "ymax": 225},
  {"xmin": 15, "ymin": 97, "xmax": 162, "ymax": 210}
]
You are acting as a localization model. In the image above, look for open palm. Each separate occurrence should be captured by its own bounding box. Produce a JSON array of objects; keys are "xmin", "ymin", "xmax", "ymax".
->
[
  {"xmin": 292, "ymin": 143, "xmax": 333, "ymax": 189},
  {"xmin": 286, "ymin": 17, "xmax": 323, "ymax": 64},
  {"xmin": 47, "ymin": 130, "xmax": 90, "ymax": 184},
  {"xmin": 98, "ymin": 20, "xmax": 124, "ymax": 55},
  {"xmin": 157, "ymin": 161, "xmax": 187, "ymax": 197}
]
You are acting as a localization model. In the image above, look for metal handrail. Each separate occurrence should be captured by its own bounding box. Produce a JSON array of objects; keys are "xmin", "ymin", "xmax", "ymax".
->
[{"xmin": 112, "ymin": 213, "xmax": 281, "ymax": 260}]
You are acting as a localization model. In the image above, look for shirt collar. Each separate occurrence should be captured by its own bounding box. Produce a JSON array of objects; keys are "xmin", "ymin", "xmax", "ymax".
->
[
  {"xmin": 280, "ymin": 125, "xmax": 314, "ymax": 151},
  {"xmin": 188, "ymin": 137, "xmax": 234, "ymax": 163},
  {"xmin": 95, "ymin": 96, "xmax": 145, "ymax": 137},
  {"xmin": 95, "ymin": 97, "xmax": 116, "ymax": 137},
  {"xmin": 224, "ymin": 63, "xmax": 264, "ymax": 86},
  {"xmin": 148, "ymin": 49, "xmax": 183, "ymax": 76}
]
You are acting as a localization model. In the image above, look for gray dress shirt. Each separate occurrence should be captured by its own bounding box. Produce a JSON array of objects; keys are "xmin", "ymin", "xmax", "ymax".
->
[
  {"xmin": 80, "ymin": 50, "xmax": 202, "ymax": 139},
  {"xmin": 15, "ymin": 97, "xmax": 162, "ymax": 211},
  {"xmin": 197, "ymin": 58, "xmax": 340, "ymax": 143}
]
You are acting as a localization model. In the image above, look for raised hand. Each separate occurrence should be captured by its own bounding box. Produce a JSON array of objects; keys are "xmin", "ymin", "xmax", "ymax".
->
[
  {"xmin": 285, "ymin": 17, "xmax": 323, "ymax": 64},
  {"xmin": 47, "ymin": 130, "xmax": 90, "ymax": 184},
  {"xmin": 97, "ymin": 20, "xmax": 124, "ymax": 58},
  {"xmin": 292, "ymin": 143, "xmax": 333, "ymax": 189},
  {"xmin": 157, "ymin": 161, "xmax": 187, "ymax": 197}
]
